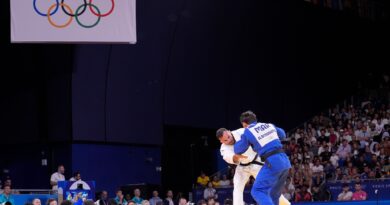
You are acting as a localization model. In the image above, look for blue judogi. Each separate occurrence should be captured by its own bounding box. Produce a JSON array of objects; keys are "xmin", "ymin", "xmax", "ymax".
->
[{"xmin": 234, "ymin": 122, "xmax": 291, "ymax": 205}]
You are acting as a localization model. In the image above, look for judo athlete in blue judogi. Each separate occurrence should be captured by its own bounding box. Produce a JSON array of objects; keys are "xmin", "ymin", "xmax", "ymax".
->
[{"xmin": 234, "ymin": 111, "xmax": 291, "ymax": 205}]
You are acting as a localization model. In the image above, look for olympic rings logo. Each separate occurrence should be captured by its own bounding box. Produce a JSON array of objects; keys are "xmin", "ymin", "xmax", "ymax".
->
[{"xmin": 33, "ymin": 0, "xmax": 115, "ymax": 28}]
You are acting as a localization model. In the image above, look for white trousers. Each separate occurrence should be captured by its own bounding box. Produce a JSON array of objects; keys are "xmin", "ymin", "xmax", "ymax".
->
[{"xmin": 233, "ymin": 163, "xmax": 290, "ymax": 205}]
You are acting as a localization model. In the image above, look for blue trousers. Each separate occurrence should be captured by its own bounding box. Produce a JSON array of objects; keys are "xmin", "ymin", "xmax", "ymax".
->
[{"xmin": 251, "ymin": 153, "xmax": 291, "ymax": 205}]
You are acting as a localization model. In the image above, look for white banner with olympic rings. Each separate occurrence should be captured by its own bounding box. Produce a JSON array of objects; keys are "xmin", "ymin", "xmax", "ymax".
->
[{"xmin": 11, "ymin": 0, "xmax": 136, "ymax": 44}]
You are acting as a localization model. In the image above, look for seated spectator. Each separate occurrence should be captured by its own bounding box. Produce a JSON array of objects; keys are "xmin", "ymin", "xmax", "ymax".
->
[
  {"xmin": 96, "ymin": 190, "xmax": 108, "ymax": 205},
  {"xmin": 293, "ymin": 186, "xmax": 302, "ymax": 202},
  {"xmin": 32, "ymin": 199, "xmax": 41, "ymax": 205},
  {"xmin": 175, "ymin": 193, "xmax": 184, "ymax": 205},
  {"xmin": 312, "ymin": 174, "xmax": 324, "ymax": 187},
  {"xmin": 218, "ymin": 175, "xmax": 230, "ymax": 187},
  {"xmin": 125, "ymin": 195, "xmax": 132, "ymax": 203},
  {"xmin": 128, "ymin": 201, "xmax": 136, "ymax": 205},
  {"xmin": 329, "ymin": 128, "xmax": 339, "ymax": 145},
  {"xmin": 344, "ymin": 162, "xmax": 354, "ymax": 175},
  {"xmin": 115, "ymin": 189, "xmax": 127, "ymax": 205},
  {"xmin": 342, "ymin": 130, "xmax": 353, "ymax": 142},
  {"xmin": 0, "ymin": 178, "xmax": 19, "ymax": 195},
  {"xmin": 337, "ymin": 184, "xmax": 353, "ymax": 201},
  {"xmin": 361, "ymin": 166, "xmax": 371, "ymax": 180},
  {"xmin": 352, "ymin": 182, "xmax": 367, "ymax": 201},
  {"xmin": 330, "ymin": 152, "xmax": 339, "ymax": 168},
  {"xmin": 381, "ymin": 125, "xmax": 390, "ymax": 141},
  {"xmin": 323, "ymin": 162, "xmax": 335, "ymax": 179},
  {"xmin": 336, "ymin": 140, "xmax": 351, "ymax": 163},
  {"xmin": 223, "ymin": 198, "xmax": 232, "ymax": 205},
  {"xmin": 227, "ymin": 167, "xmax": 235, "ymax": 180},
  {"xmin": 320, "ymin": 145, "xmax": 332, "ymax": 162},
  {"xmin": 69, "ymin": 171, "xmax": 82, "ymax": 181},
  {"xmin": 83, "ymin": 200, "xmax": 95, "ymax": 205},
  {"xmin": 206, "ymin": 197, "xmax": 214, "ymax": 205},
  {"xmin": 311, "ymin": 159, "xmax": 324, "ymax": 175},
  {"xmin": 355, "ymin": 155, "xmax": 368, "ymax": 172},
  {"xmin": 46, "ymin": 199, "xmax": 57, "ymax": 205},
  {"xmin": 300, "ymin": 185, "xmax": 312, "ymax": 202},
  {"xmin": 163, "ymin": 190, "xmax": 174, "ymax": 205},
  {"xmin": 318, "ymin": 129, "xmax": 329, "ymax": 144},
  {"xmin": 312, "ymin": 185, "xmax": 330, "ymax": 202},
  {"xmin": 149, "ymin": 191, "xmax": 162, "ymax": 205},
  {"xmin": 371, "ymin": 154, "xmax": 379, "ymax": 168},
  {"xmin": 370, "ymin": 142, "xmax": 381, "ymax": 156},
  {"xmin": 286, "ymin": 177, "xmax": 295, "ymax": 196},
  {"xmin": 203, "ymin": 182, "xmax": 217, "ymax": 200},
  {"xmin": 0, "ymin": 185, "xmax": 15, "ymax": 205},
  {"xmin": 178, "ymin": 198, "xmax": 187, "ymax": 205},
  {"xmin": 211, "ymin": 176, "xmax": 220, "ymax": 188},
  {"xmin": 196, "ymin": 200, "xmax": 207, "ymax": 205},
  {"xmin": 281, "ymin": 186, "xmax": 291, "ymax": 201},
  {"xmin": 333, "ymin": 167, "xmax": 343, "ymax": 181},
  {"xmin": 141, "ymin": 200, "xmax": 150, "ymax": 205},
  {"xmin": 350, "ymin": 167, "xmax": 360, "ymax": 179},
  {"xmin": 60, "ymin": 201, "xmax": 72, "ymax": 205},
  {"xmin": 197, "ymin": 172, "xmax": 210, "ymax": 187},
  {"xmin": 132, "ymin": 189, "xmax": 143, "ymax": 205},
  {"xmin": 108, "ymin": 199, "xmax": 118, "ymax": 205},
  {"xmin": 318, "ymin": 141, "xmax": 330, "ymax": 155}
]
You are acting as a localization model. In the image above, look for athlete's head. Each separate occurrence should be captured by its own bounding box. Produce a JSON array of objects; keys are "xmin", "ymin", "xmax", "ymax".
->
[
  {"xmin": 240, "ymin": 110, "xmax": 257, "ymax": 128},
  {"xmin": 216, "ymin": 128, "xmax": 235, "ymax": 145}
]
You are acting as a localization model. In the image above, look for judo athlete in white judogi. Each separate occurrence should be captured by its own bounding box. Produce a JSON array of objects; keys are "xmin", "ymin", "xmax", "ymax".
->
[{"xmin": 217, "ymin": 128, "xmax": 290, "ymax": 205}]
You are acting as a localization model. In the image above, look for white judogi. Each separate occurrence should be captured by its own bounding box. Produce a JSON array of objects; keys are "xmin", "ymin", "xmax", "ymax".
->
[
  {"xmin": 220, "ymin": 128, "xmax": 262, "ymax": 205},
  {"xmin": 220, "ymin": 128, "xmax": 290, "ymax": 205}
]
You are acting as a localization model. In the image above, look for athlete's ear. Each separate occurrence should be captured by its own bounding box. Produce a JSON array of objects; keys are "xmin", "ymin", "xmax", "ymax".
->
[{"xmin": 242, "ymin": 122, "xmax": 248, "ymax": 128}]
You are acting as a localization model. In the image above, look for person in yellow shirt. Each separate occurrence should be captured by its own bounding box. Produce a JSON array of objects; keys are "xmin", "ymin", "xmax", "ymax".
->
[
  {"xmin": 211, "ymin": 176, "xmax": 220, "ymax": 188},
  {"xmin": 197, "ymin": 171, "xmax": 210, "ymax": 187}
]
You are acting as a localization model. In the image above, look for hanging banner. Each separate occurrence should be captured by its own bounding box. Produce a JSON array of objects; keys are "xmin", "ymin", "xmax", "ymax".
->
[{"xmin": 11, "ymin": 0, "xmax": 136, "ymax": 44}]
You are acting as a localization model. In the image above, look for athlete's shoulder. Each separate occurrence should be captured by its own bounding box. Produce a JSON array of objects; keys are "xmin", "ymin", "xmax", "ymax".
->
[{"xmin": 231, "ymin": 128, "xmax": 245, "ymax": 140}]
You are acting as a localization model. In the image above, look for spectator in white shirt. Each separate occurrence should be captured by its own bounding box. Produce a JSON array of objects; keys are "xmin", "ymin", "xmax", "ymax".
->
[
  {"xmin": 163, "ymin": 190, "xmax": 174, "ymax": 205},
  {"xmin": 318, "ymin": 141, "xmax": 331, "ymax": 155},
  {"xmin": 342, "ymin": 130, "xmax": 353, "ymax": 143},
  {"xmin": 218, "ymin": 175, "xmax": 230, "ymax": 187},
  {"xmin": 178, "ymin": 198, "xmax": 187, "ymax": 205},
  {"xmin": 330, "ymin": 152, "xmax": 339, "ymax": 168},
  {"xmin": 32, "ymin": 198, "xmax": 41, "ymax": 205},
  {"xmin": 336, "ymin": 140, "xmax": 351, "ymax": 160},
  {"xmin": 337, "ymin": 184, "xmax": 353, "ymax": 201},
  {"xmin": 149, "ymin": 191, "xmax": 162, "ymax": 205},
  {"xmin": 311, "ymin": 159, "xmax": 324, "ymax": 174},
  {"xmin": 357, "ymin": 126, "xmax": 371, "ymax": 145},
  {"xmin": 282, "ymin": 186, "xmax": 292, "ymax": 201},
  {"xmin": 50, "ymin": 165, "xmax": 65, "ymax": 191},
  {"xmin": 69, "ymin": 171, "xmax": 81, "ymax": 181},
  {"xmin": 203, "ymin": 182, "xmax": 217, "ymax": 200}
]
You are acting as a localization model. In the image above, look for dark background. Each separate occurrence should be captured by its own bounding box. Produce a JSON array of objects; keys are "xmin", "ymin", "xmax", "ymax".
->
[{"xmin": 1, "ymin": 0, "xmax": 389, "ymax": 196}]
